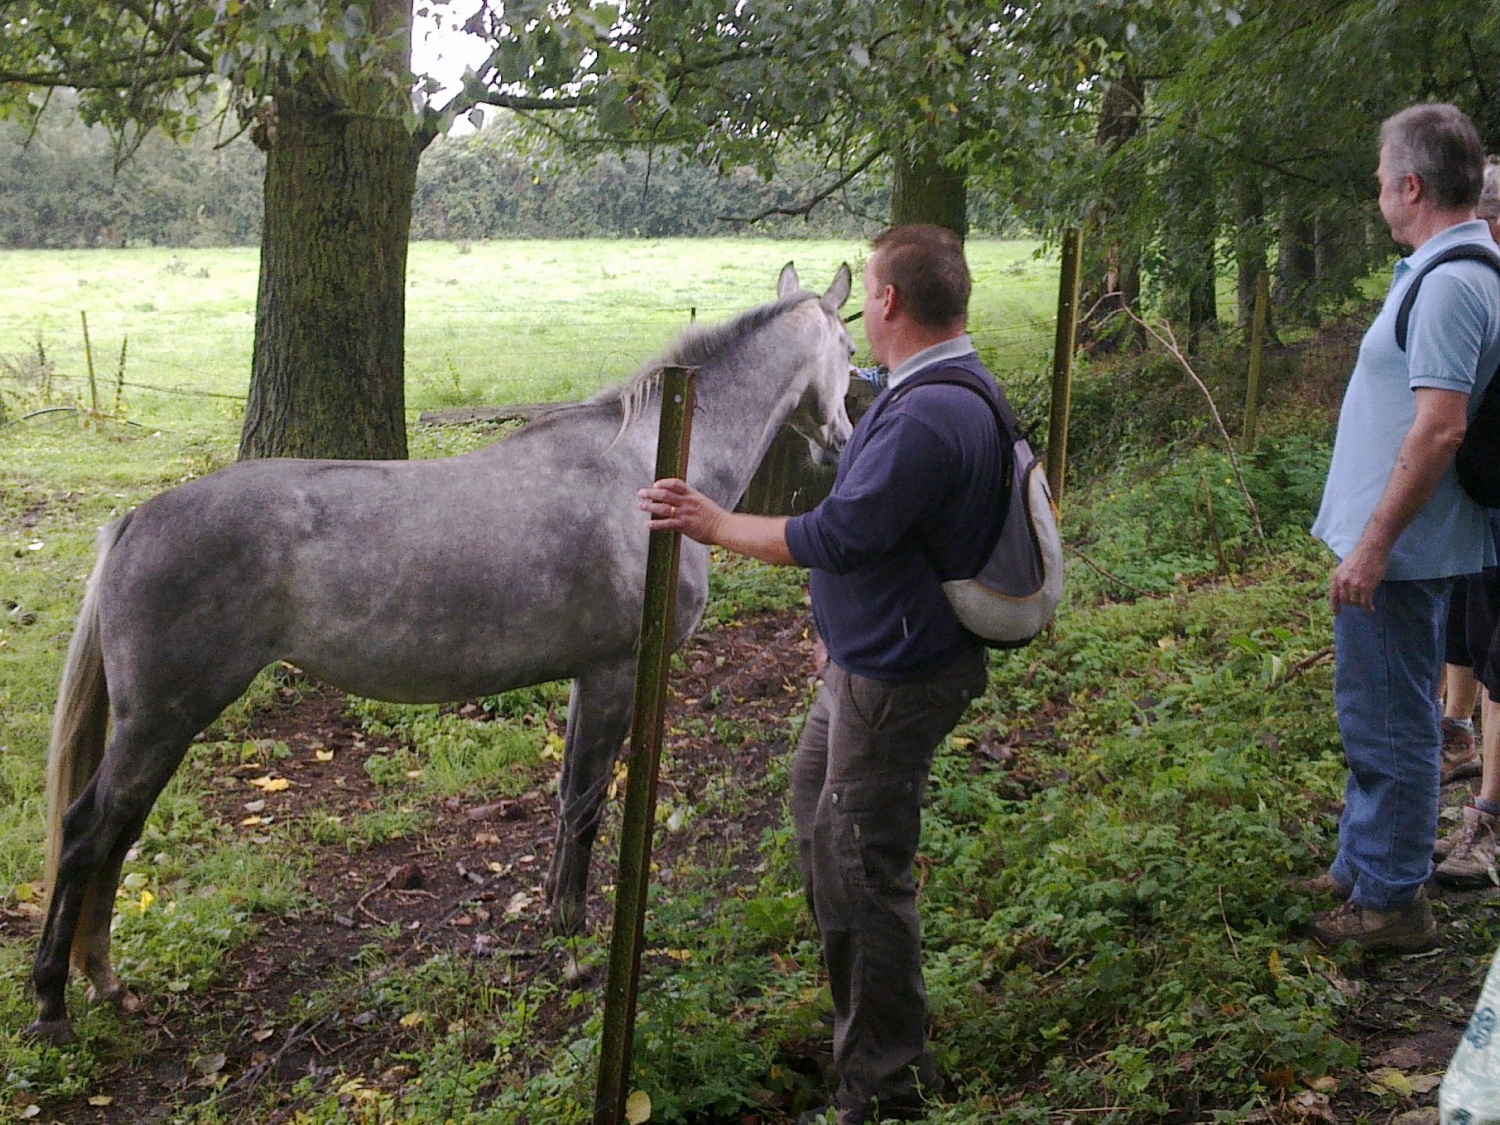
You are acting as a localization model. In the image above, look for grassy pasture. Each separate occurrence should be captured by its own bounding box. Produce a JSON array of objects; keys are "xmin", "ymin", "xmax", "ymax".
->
[{"xmin": 0, "ymin": 237, "xmax": 1057, "ymax": 434}]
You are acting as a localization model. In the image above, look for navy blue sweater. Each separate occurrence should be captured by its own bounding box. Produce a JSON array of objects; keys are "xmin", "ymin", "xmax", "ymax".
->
[{"xmin": 785, "ymin": 355, "xmax": 1009, "ymax": 681}]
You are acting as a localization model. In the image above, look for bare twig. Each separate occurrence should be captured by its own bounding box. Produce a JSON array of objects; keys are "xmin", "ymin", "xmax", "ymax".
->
[
  {"xmin": 1109, "ymin": 295, "xmax": 1266, "ymax": 541},
  {"xmin": 1064, "ymin": 544, "xmax": 1156, "ymax": 598},
  {"xmin": 1269, "ymin": 645, "xmax": 1334, "ymax": 690}
]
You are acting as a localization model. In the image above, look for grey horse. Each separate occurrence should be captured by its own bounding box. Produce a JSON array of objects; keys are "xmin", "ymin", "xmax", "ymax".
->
[{"xmin": 29, "ymin": 263, "xmax": 854, "ymax": 1042}]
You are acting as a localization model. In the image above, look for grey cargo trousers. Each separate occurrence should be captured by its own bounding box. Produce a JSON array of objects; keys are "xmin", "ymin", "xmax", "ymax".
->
[{"xmin": 790, "ymin": 649, "xmax": 987, "ymax": 1112}]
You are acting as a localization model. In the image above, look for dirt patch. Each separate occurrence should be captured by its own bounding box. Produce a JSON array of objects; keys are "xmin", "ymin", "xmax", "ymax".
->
[{"xmin": 29, "ymin": 608, "xmax": 822, "ymax": 1124}]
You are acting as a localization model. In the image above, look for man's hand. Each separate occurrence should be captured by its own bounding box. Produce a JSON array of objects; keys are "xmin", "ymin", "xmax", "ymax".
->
[
  {"xmin": 1330, "ymin": 542, "xmax": 1388, "ymax": 615},
  {"xmin": 637, "ymin": 478, "xmax": 726, "ymax": 544},
  {"xmin": 1328, "ymin": 386, "xmax": 1468, "ymax": 615},
  {"xmin": 638, "ymin": 479, "xmax": 798, "ymax": 565}
]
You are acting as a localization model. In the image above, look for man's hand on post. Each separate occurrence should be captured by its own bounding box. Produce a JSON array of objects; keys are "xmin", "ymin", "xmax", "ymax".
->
[{"xmin": 638, "ymin": 478, "xmax": 727, "ymax": 545}]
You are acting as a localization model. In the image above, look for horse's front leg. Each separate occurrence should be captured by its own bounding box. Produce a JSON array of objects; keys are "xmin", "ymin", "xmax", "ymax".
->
[{"xmin": 544, "ymin": 660, "xmax": 635, "ymax": 934}]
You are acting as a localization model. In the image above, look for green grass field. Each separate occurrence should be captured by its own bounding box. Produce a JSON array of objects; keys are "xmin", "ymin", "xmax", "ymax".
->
[{"xmin": 0, "ymin": 238, "xmax": 1058, "ymax": 435}]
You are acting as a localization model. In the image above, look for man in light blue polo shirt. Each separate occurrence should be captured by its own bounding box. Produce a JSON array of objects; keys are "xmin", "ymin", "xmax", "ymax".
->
[{"xmin": 1308, "ymin": 102, "xmax": 1500, "ymax": 951}]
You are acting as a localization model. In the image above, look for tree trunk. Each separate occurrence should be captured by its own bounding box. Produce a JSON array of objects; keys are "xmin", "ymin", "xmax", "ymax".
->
[
  {"xmin": 239, "ymin": 80, "xmax": 422, "ymax": 460},
  {"xmin": 1080, "ymin": 75, "xmax": 1145, "ymax": 352},
  {"xmin": 239, "ymin": 0, "xmax": 424, "ymax": 461},
  {"xmin": 890, "ymin": 144, "xmax": 966, "ymax": 237},
  {"xmin": 1275, "ymin": 196, "xmax": 1317, "ymax": 326},
  {"xmin": 1235, "ymin": 176, "xmax": 1267, "ymax": 335}
]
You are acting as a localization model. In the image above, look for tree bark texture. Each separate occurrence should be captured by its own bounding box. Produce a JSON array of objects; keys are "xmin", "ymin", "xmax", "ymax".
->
[
  {"xmin": 239, "ymin": 77, "xmax": 422, "ymax": 461},
  {"xmin": 1275, "ymin": 197, "xmax": 1317, "ymax": 326},
  {"xmin": 1080, "ymin": 76, "xmax": 1144, "ymax": 353},
  {"xmin": 890, "ymin": 144, "xmax": 967, "ymax": 237},
  {"xmin": 1235, "ymin": 176, "xmax": 1269, "ymax": 335}
]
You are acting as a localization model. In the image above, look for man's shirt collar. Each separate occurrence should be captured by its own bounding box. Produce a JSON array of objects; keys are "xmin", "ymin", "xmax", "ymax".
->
[
  {"xmin": 885, "ymin": 335, "xmax": 976, "ymax": 389},
  {"xmin": 1398, "ymin": 219, "xmax": 1494, "ymax": 278}
]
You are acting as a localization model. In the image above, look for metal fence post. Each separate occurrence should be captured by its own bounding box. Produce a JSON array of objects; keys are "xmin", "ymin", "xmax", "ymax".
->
[
  {"xmin": 1046, "ymin": 228, "xmax": 1084, "ymax": 506},
  {"xmin": 593, "ymin": 365, "xmax": 696, "ymax": 1125}
]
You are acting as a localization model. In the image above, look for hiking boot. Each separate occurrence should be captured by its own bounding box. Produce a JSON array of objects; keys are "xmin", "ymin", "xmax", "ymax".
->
[
  {"xmin": 1290, "ymin": 872, "xmax": 1351, "ymax": 900},
  {"xmin": 1309, "ymin": 887, "xmax": 1437, "ymax": 953},
  {"xmin": 1441, "ymin": 720, "xmax": 1481, "ymax": 784},
  {"xmin": 1436, "ymin": 806, "xmax": 1499, "ymax": 888},
  {"xmin": 1435, "ymin": 813, "xmax": 1470, "ymax": 860}
]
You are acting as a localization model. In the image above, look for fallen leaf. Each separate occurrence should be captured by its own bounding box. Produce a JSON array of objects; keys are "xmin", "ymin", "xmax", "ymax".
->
[
  {"xmin": 248, "ymin": 775, "xmax": 290, "ymax": 793},
  {"xmin": 1394, "ymin": 1110, "xmax": 1439, "ymax": 1125},
  {"xmin": 625, "ymin": 1089, "xmax": 652, "ymax": 1124},
  {"xmin": 252, "ymin": 1028, "xmax": 275, "ymax": 1042},
  {"xmin": 243, "ymin": 800, "xmax": 266, "ymax": 813},
  {"xmin": 20, "ymin": 1105, "xmax": 39, "ymax": 1119},
  {"xmin": 1408, "ymin": 1074, "xmax": 1443, "ymax": 1094},
  {"xmin": 315, "ymin": 749, "xmax": 335, "ymax": 762},
  {"xmin": 1307, "ymin": 1076, "xmax": 1339, "ymax": 1093},
  {"xmin": 167, "ymin": 979, "xmax": 190, "ymax": 993},
  {"xmin": 195, "ymin": 1052, "xmax": 227, "ymax": 1076},
  {"xmin": 1368, "ymin": 1067, "xmax": 1414, "ymax": 1097},
  {"xmin": 12, "ymin": 881, "xmax": 36, "ymax": 902},
  {"xmin": 474, "ymin": 831, "xmax": 501, "ymax": 846},
  {"xmin": 505, "ymin": 891, "xmax": 532, "ymax": 916},
  {"xmin": 240, "ymin": 815, "xmax": 265, "ymax": 827},
  {"xmin": 399, "ymin": 1011, "xmax": 426, "ymax": 1028},
  {"xmin": 88, "ymin": 1095, "xmax": 114, "ymax": 1106}
]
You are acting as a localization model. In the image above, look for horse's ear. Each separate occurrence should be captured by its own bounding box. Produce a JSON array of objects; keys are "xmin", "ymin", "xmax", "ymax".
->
[
  {"xmin": 777, "ymin": 262, "xmax": 801, "ymax": 299},
  {"xmin": 822, "ymin": 263, "xmax": 852, "ymax": 310}
]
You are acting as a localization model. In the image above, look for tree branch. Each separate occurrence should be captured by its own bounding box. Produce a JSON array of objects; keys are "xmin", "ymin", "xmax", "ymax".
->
[
  {"xmin": 1100, "ymin": 294, "xmax": 1266, "ymax": 542},
  {"xmin": 112, "ymin": 0, "xmax": 215, "ymax": 69},
  {"xmin": 718, "ymin": 145, "xmax": 886, "ymax": 225}
]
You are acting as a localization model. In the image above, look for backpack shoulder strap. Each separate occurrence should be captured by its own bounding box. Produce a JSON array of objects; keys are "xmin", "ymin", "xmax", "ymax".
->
[
  {"xmin": 1395, "ymin": 243, "xmax": 1500, "ymax": 352},
  {"xmin": 885, "ymin": 361, "xmax": 1018, "ymax": 444}
]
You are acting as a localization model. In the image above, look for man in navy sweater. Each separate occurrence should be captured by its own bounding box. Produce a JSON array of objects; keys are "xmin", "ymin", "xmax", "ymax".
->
[{"xmin": 640, "ymin": 224, "xmax": 1008, "ymax": 1124}]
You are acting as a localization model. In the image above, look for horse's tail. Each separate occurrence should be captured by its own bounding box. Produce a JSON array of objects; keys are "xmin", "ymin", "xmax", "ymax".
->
[{"xmin": 42, "ymin": 517, "xmax": 125, "ymax": 913}]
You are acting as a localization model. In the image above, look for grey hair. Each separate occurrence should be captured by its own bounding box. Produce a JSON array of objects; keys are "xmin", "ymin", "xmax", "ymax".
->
[
  {"xmin": 1379, "ymin": 103, "xmax": 1484, "ymax": 211},
  {"xmin": 1480, "ymin": 156, "xmax": 1500, "ymax": 221}
]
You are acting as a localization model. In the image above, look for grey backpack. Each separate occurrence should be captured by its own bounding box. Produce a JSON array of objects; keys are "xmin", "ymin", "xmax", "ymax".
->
[{"xmin": 883, "ymin": 364, "xmax": 1064, "ymax": 648}]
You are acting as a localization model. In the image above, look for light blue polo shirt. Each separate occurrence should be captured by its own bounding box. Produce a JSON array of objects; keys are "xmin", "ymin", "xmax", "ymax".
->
[{"xmin": 1312, "ymin": 220, "xmax": 1500, "ymax": 579}]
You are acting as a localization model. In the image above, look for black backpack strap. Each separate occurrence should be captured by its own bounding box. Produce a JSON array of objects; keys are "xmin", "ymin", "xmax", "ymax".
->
[{"xmin": 1395, "ymin": 243, "xmax": 1500, "ymax": 352}]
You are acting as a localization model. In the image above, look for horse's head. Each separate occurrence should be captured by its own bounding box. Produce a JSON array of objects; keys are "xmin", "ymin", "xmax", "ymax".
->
[{"xmin": 777, "ymin": 262, "xmax": 854, "ymax": 467}]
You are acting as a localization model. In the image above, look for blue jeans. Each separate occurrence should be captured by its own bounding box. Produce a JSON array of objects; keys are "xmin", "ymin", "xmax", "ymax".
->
[{"xmin": 1329, "ymin": 578, "xmax": 1448, "ymax": 911}]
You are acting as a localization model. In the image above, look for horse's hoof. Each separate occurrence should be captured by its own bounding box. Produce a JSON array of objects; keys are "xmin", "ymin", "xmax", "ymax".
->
[
  {"xmin": 113, "ymin": 990, "xmax": 145, "ymax": 1015},
  {"xmin": 24, "ymin": 1018, "xmax": 75, "ymax": 1046}
]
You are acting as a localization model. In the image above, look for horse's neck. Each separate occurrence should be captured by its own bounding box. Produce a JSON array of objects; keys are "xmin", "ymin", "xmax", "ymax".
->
[{"xmin": 688, "ymin": 361, "xmax": 805, "ymax": 507}]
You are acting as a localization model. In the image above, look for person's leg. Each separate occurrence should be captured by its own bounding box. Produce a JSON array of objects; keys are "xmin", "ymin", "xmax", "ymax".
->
[
  {"xmin": 1442, "ymin": 577, "xmax": 1481, "ymax": 781},
  {"xmin": 1437, "ymin": 567, "xmax": 1500, "ymax": 885},
  {"xmin": 791, "ymin": 686, "xmax": 833, "ymax": 920},
  {"xmin": 1325, "ymin": 578, "xmax": 1446, "ymax": 911},
  {"xmin": 809, "ymin": 653, "xmax": 986, "ymax": 1116}
]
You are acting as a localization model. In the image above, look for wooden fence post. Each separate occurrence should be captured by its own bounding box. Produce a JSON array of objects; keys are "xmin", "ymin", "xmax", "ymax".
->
[
  {"xmin": 1046, "ymin": 228, "xmax": 1084, "ymax": 506},
  {"xmin": 80, "ymin": 311, "xmax": 99, "ymax": 422},
  {"xmin": 1242, "ymin": 268, "xmax": 1269, "ymax": 451},
  {"xmin": 593, "ymin": 365, "xmax": 697, "ymax": 1125}
]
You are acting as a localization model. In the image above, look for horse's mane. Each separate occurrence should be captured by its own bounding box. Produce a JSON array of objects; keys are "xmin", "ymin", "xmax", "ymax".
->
[{"xmin": 520, "ymin": 291, "xmax": 821, "ymax": 441}]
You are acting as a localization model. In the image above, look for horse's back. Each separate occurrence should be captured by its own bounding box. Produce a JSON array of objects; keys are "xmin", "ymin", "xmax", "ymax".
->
[{"xmin": 95, "ymin": 437, "xmax": 702, "ymax": 704}]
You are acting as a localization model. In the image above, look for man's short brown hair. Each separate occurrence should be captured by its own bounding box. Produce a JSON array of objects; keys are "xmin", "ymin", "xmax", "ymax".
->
[
  {"xmin": 1380, "ymin": 103, "xmax": 1484, "ymax": 212},
  {"xmin": 871, "ymin": 224, "xmax": 971, "ymax": 328}
]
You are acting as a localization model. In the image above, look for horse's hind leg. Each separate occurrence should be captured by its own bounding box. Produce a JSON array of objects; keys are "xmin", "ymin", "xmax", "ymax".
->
[
  {"xmin": 73, "ymin": 830, "xmax": 147, "ymax": 1012},
  {"xmin": 30, "ymin": 720, "xmax": 197, "ymax": 1040},
  {"xmin": 544, "ymin": 660, "xmax": 635, "ymax": 933}
]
